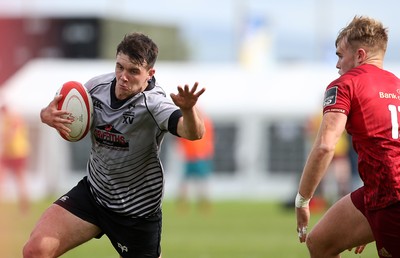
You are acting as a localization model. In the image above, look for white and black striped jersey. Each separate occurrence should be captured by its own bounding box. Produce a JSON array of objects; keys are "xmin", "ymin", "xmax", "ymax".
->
[{"xmin": 85, "ymin": 73, "xmax": 181, "ymax": 218}]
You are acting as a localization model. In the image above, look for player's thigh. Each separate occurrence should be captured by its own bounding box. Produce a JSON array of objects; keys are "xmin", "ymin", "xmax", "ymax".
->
[
  {"xmin": 308, "ymin": 194, "xmax": 374, "ymax": 252},
  {"xmin": 27, "ymin": 204, "xmax": 101, "ymax": 256}
]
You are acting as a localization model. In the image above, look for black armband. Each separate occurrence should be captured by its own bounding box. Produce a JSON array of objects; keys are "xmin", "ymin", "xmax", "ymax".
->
[{"xmin": 168, "ymin": 109, "xmax": 182, "ymax": 136}]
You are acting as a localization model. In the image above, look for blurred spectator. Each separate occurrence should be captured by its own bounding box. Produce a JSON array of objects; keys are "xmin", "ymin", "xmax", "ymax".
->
[
  {"xmin": 0, "ymin": 103, "xmax": 31, "ymax": 214},
  {"xmin": 177, "ymin": 112, "xmax": 214, "ymax": 214}
]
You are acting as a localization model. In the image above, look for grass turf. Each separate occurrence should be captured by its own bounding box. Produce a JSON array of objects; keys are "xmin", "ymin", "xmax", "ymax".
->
[{"xmin": 0, "ymin": 198, "xmax": 377, "ymax": 257}]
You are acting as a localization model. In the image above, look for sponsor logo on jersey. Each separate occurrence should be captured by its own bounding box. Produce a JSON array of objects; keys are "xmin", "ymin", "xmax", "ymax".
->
[
  {"xmin": 323, "ymin": 86, "xmax": 338, "ymax": 107},
  {"xmin": 94, "ymin": 124, "xmax": 129, "ymax": 150},
  {"xmin": 93, "ymin": 98, "xmax": 103, "ymax": 110},
  {"xmin": 379, "ymin": 91, "xmax": 400, "ymax": 100}
]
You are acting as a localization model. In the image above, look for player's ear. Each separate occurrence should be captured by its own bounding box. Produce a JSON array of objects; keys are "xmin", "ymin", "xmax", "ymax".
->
[
  {"xmin": 148, "ymin": 68, "xmax": 155, "ymax": 79},
  {"xmin": 356, "ymin": 48, "xmax": 367, "ymax": 63}
]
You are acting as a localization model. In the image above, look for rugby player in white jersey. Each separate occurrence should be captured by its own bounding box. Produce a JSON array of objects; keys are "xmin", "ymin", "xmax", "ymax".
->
[{"xmin": 23, "ymin": 32, "xmax": 206, "ymax": 258}]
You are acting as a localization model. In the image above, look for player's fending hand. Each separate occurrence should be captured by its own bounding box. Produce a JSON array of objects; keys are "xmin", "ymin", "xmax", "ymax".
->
[
  {"xmin": 296, "ymin": 206, "xmax": 310, "ymax": 243},
  {"xmin": 40, "ymin": 94, "xmax": 73, "ymax": 137},
  {"xmin": 170, "ymin": 82, "xmax": 205, "ymax": 111}
]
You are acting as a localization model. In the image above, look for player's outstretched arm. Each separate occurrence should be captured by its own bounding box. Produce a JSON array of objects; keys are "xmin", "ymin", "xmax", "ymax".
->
[{"xmin": 40, "ymin": 94, "xmax": 73, "ymax": 137}]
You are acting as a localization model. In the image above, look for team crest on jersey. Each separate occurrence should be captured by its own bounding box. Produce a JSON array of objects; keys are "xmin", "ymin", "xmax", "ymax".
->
[
  {"xmin": 122, "ymin": 104, "xmax": 136, "ymax": 124},
  {"xmin": 323, "ymin": 86, "xmax": 338, "ymax": 107},
  {"xmin": 122, "ymin": 111, "xmax": 135, "ymax": 124}
]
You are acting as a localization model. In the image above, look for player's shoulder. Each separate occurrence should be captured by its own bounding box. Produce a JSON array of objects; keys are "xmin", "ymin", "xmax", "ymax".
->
[
  {"xmin": 85, "ymin": 72, "xmax": 115, "ymax": 91},
  {"xmin": 144, "ymin": 77, "xmax": 167, "ymax": 98}
]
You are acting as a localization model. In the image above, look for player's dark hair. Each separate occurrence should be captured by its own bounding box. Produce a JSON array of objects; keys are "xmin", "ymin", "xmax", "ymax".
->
[{"xmin": 116, "ymin": 32, "xmax": 158, "ymax": 69}]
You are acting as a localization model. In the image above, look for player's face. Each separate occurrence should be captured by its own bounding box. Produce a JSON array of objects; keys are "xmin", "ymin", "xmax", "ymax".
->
[
  {"xmin": 114, "ymin": 53, "xmax": 155, "ymax": 100},
  {"xmin": 335, "ymin": 39, "xmax": 358, "ymax": 75}
]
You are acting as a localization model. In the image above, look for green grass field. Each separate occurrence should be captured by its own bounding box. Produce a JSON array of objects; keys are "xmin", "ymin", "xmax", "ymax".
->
[{"xmin": 0, "ymin": 198, "xmax": 377, "ymax": 258}]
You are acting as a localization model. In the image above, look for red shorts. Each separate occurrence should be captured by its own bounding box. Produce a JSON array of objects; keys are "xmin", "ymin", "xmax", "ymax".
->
[{"xmin": 351, "ymin": 187, "xmax": 400, "ymax": 258}]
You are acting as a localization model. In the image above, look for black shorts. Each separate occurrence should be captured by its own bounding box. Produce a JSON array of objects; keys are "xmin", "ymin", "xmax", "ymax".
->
[{"xmin": 54, "ymin": 177, "xmax": 162, "ymax": 258}]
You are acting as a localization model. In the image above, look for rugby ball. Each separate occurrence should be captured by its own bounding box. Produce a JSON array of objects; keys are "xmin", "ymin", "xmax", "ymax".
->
[{"xmin": 56, "ymin": 81, "xmax": 93, "ymax": 142}]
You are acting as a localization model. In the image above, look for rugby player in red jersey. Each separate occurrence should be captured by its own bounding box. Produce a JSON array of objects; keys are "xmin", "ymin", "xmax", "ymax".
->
[{"xmin": 296, "ymin": 16, "xmax": 400, "ymax": 258}]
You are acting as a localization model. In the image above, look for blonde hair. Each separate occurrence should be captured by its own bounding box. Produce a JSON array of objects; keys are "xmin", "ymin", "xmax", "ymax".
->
[{"xmin": 335, "ymin": 16, "xmax": 388, "ymax": 54}]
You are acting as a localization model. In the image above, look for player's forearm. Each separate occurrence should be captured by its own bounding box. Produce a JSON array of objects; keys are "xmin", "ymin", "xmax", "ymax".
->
[
  {"xmin": 298, "ymin": 143, "xmax": 335, "ymax": 199},
  {"xmin": 178, "ymin": 107, "xmax": 205, "ymax": 140}
]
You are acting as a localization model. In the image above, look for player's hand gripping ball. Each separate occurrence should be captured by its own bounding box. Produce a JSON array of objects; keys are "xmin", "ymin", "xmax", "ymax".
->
[{"xmin": 56, "ymin": 81, "xmax": 93, "ymax": 142}]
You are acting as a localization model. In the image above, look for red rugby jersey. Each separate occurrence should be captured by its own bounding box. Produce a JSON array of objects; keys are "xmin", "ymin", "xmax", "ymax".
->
[{"xmin": 323, "ymin": 64, "xmax": 400, "ymax": 210}]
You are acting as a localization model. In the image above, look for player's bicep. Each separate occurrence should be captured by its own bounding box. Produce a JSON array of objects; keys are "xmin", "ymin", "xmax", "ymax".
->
[{"xmin": 317, "ymin": 112, "xmax": 347, "ymax": 149}]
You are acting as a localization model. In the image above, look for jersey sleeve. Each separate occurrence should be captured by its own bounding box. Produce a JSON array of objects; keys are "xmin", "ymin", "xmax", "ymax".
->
[
  {"xmin": 168, "ymin": 110, "xmax": 182, "ymax": 136},
  {"xmin": 144, "ymin": 88, "xmax": 181, "ymax": 133},
  {"xmin": 84, "ymin": 73, "xmax": 115, "ymax": 92},
  {"xmin": 323, "ymin": 80, "xmax": 352, "ymax": 116}
]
